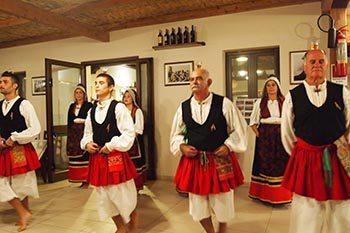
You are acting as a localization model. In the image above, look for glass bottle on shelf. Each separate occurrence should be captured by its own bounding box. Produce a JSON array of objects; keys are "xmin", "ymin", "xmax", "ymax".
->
[
  {"xmin": 176, "ymin": 27, "xmax": 183, "ymax": 44},
  {"xmin": 170, "ymin": 28, "xmax": 176, "ymax": 45},
  {"xmin": 183, "ymin": 26, "xmax": 189, "ymax": 43},
  {"xmin": 157, "ymin": 30, "xmax": 163, "ymax": 46},
  {"xmin": 190, "ymin": 25, "xmax": 196, "ymax": 43},
  {"xmin": 164, "ymin": 29, "xmax": 170, "ymax": 45}
]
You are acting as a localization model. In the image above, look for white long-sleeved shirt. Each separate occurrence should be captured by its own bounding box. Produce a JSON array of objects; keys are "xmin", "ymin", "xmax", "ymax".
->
[
  {"xmin": 1, "ymin": 96, "xmax": 41, "ymax": 144},
  {"xmin": 281, "ymin": 80, "xmax": 350, "ymax": 155},
  {"xmin": 170, "ymin": 93, "xmax": 247, "ymax": 157},
  {"xmin": 80, "ymin": 98, "xmax": 135, "ymax": 152},
  {"xmin": 129, "ymin": 108, "xmax": 144, "ymax": 135},
  {"xmin": 249, "ymin": 98, "xmax": 281, "ymax": 126}
]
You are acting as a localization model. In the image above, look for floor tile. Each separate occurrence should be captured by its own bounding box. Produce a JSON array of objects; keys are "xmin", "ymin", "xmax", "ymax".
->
[{"xmin": 0, "ymin": 181, "xmax": 293, "ymax": 233}]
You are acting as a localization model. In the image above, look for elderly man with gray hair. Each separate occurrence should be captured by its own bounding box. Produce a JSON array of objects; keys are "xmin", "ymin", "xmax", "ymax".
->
[{"xmin": 170, "ymin": 66, "xmax": 247, "ymax": 233}]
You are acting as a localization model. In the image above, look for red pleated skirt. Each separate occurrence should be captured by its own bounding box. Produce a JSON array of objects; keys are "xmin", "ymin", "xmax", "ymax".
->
[
  {"xmin": 282, "ymin": 138, "xmax": 350, "ymax": 201},
  {"xmin": 88, "ymin": 150, "xmax": 137, "ymax": 187},
  {"xmin": 0, "ymin": 143, "xmax": 41, "ymax": 177},
  {"xmin": 174, "ymin": 151, "xmax": 244, "ymax": 195}
]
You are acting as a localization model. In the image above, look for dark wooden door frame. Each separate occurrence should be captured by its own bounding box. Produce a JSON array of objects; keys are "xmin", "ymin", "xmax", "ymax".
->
[{"xmin": 45, "ymin": 58, "xmax": 84, "ymax": 182}]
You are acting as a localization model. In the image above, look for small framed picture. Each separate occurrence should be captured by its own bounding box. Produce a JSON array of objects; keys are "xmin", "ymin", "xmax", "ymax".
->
[
  {"xmin": 31, "ymin": 76, "xmax": 46, "ymax": 95},
  {"xmin": 164, "ymin": 61, "xmax": 194, "ymax": 86},
  {"xmin": 289, "ymin": 50, "xmax": 307, "ymax": 84}
]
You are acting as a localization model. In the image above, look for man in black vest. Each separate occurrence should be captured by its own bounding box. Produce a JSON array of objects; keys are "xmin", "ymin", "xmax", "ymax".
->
[
  {"xmin": 170, "ymin": 66, "xmax": 247, "ymax": 233},
  {"xmin": 80, "ymin": 73, "xmax": 138, "ymax": 233},
  {"xmin": 0, "ymin": 71, "xmax": 41, "ymax": 231},
  {"xmin": 281, "ymin": 49, "xmax": 350, "ymax": 233}
]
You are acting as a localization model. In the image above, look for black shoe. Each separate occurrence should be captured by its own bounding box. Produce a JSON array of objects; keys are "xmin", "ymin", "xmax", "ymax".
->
[{"xmin": 176, "ymin": 188, "xmax": 189, "ymax": 197}]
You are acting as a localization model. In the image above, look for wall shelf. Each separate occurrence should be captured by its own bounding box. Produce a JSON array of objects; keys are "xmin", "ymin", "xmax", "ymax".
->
[{"xmin": 152, "ymin": 41, "xmax": 206, "ymax": 50}]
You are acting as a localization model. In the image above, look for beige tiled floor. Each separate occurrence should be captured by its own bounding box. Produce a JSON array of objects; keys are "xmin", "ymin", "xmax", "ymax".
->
[{"xmin": 0, "ymin": 180, "xmax": 292, "ymax": 233}]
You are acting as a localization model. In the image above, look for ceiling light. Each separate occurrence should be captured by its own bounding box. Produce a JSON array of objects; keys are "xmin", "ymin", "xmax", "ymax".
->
[
  {"xmin": 236, "ymin": 56, "xmax": 248, "ymax": 62},
  {"xmin": 238, "ymin": 70, "xmax": 247, "ymax": 77}
]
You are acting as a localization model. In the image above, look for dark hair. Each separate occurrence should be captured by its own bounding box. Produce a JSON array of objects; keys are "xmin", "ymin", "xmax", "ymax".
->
[
  {"xmin": 1, "ymin": 71, "xmax": 20, "ymax": 89},
  {"xmin": 124, "ymin": 89, "xmax": 140, "ymax": 107},
  {"xmin": 96, "ymin": 73, "xmax": 115, "ymax": 87}
]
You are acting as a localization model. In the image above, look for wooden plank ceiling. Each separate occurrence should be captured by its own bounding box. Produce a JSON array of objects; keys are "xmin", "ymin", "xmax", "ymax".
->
[{"xmin": 0, "ymin": 0, "xmax": 321, "ymax": 49}]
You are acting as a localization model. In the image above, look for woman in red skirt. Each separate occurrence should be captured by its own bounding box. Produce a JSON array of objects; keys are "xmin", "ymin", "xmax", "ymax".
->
[
  {"xmin": 66, "ymin": 84, "xmax": 92, "ymax": 188},
  {"xmin": 80, "ymin": 73, "xmax": 138, "ymax": 233},
  {"xmin": 122, "ymin": 89, "xmax": 147, "ymax": 191}
]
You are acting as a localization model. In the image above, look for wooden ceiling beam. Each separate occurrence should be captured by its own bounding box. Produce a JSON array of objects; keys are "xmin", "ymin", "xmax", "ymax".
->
[
  {"xmin": 0, "ymin": 33, "xmax": 72, "ymax": 49},
  {"xmin": 332, "ymin": 0, "xmax": 350, "ymax": 8},
  {"xmin": 0, "ymin": 18, "xmax": 28, "ymax": 27},
  {"xmin": 321, "ymin": 0, "xmax": 334, "ymax": 12},
  {"xmin": 0, "ymin": 0, "xmax": 109, "ymax": 42},
  {"xmin": 106, "ymin": 0, "xmax": 319, "ymax": 31}
]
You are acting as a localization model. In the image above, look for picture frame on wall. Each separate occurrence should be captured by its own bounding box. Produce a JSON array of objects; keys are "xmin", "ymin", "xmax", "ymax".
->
[
  {"xmin": 31, "ymin": 76, "xmax": 46, "ymax": 95},
  {"xmin": 164, "ymin": 61, "xmax": 194, "ymax": 86},
  {"xmin": 289, "ymin": 50, "xmax": 307, "ymax": 84}
]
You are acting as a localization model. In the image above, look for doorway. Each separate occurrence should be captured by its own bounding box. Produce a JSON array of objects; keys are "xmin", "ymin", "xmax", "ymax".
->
[{"xmin": 44, "ymin": 56, "xmax": 155, "ymax": 182}]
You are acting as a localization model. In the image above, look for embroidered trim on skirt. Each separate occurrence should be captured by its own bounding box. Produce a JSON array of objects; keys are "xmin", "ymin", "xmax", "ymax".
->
[
  {"xmin": 88, "ymin": 150, "xmax": 137, "ymax": 187},
  {"xmin": 248, "ymin": 123, "xmax": 292, "ymax": 205},
  {"xmin": 68, "ymin": 151, "xmax": 89, "ymax": 183},
  {"xmin": 282, "ymin": 138, "xmax": 350, "ymax": 201},
  {"xmin": 174, "ymin": 151, "xmax": 244, "ymax": 195},
  {"xmin": 0, "ymin": 143, "xmax": 41, "ymax": 177}
]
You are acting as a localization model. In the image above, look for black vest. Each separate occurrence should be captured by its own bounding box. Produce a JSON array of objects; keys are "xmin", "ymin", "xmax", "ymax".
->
[
  {"xmin": 0, "ymin": 98, "xmax": 27, "ymax": 140},
  {"xmin": 67, "ymin": 101, "xmax": 93, "ymax": 125},
  {"xmin": 291, "ymin": 82, "xmax": 345, "ymax": 145},
  {"xmin": 182, "ymin": 94, "xmax": 228, "ymax": 151},
  {"xmin": 91, "ymin": 100, "xmax": 121, "ymax": 147}
]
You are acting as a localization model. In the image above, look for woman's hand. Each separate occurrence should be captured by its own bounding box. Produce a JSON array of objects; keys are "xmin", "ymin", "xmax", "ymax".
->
[{"xmin": 250, "ymin": 124, "xmax": 260, "ymax": 137}]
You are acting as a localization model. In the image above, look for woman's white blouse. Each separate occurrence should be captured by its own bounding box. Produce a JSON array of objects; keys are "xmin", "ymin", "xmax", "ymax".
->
[{"xmin": 249, "ymin": 98, "xmax": 281, "ymax": 127}]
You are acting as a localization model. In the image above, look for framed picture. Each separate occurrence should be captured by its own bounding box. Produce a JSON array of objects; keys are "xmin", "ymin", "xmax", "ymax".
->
[
  {"xmin": 290, "ymin": 50, "xmax": 307, "ymax": 84},
  {"xmin": 31, "ymin": 76, "xmax": 46, "ymax": 95},
  {"xmin": 164, "ymin": 61, "xmax": 194, "ymax": 86}
]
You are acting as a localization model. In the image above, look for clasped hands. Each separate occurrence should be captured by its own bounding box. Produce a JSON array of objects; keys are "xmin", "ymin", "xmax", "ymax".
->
[
  {"xmin": 179, "ymin": 143, "xmax": 230, "ymax": 157},
  {"xmin": 85, "ymin": 142, "xmax": 110, "ymax": 155},
  {"xmin": 0, "ymin": 137, "xmax": 15, "ymax": 150}
]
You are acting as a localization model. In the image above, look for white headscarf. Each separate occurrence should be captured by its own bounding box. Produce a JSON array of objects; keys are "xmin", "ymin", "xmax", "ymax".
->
[
  {"xmin": 264, "ymin": 75, "xmax": 282, "ymax": 91},
  {"xmin": 124, "ymin": 88, "xmax": 140, "ymax": 108},
  {"xmin": 73, "ymin": 84, "xmax": 87, "ymax": 101},
  {"xmin": 74, "ymin": 84, "xmax": 86, "ymax": 94}
]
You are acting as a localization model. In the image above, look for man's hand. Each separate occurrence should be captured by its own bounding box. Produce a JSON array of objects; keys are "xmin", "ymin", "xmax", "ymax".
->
[
  {"xmin": 180, "ymin": 144, "xmax": 198, "ymax": 157},
  {"xmin": 214, "ymin": 144, "xmax": 230, "ymax": 157},
  {"xmin": 86, "ymin": 142, "xmax": 99, "ymax": 154},
  {"xmin": 5, "ymin": 138, "xmax": 15, "ymax": 147},
  {"xmin": 99, "ymin": 146, "xmax": 110, "ymax": 155},
  {"xmin": 0, "ymin": 139, "xmax": 6, "ymax": 150}
]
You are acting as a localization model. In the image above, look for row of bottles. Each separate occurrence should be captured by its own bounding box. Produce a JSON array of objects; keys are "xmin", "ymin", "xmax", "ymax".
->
[{"xmin": 157, "ymin": 25, "xmax": 196, "ymax": 46}]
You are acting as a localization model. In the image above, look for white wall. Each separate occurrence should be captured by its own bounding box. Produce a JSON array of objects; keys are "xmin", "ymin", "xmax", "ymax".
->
[{"xmin": 0, "ymin": 2, "xmax": 323, "ymax": 180}]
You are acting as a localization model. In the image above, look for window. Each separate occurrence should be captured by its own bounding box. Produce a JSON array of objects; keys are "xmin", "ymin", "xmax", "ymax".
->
[{"xmin": 225, "ymin": 47, "xmax": 280, "ymax": 99}]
